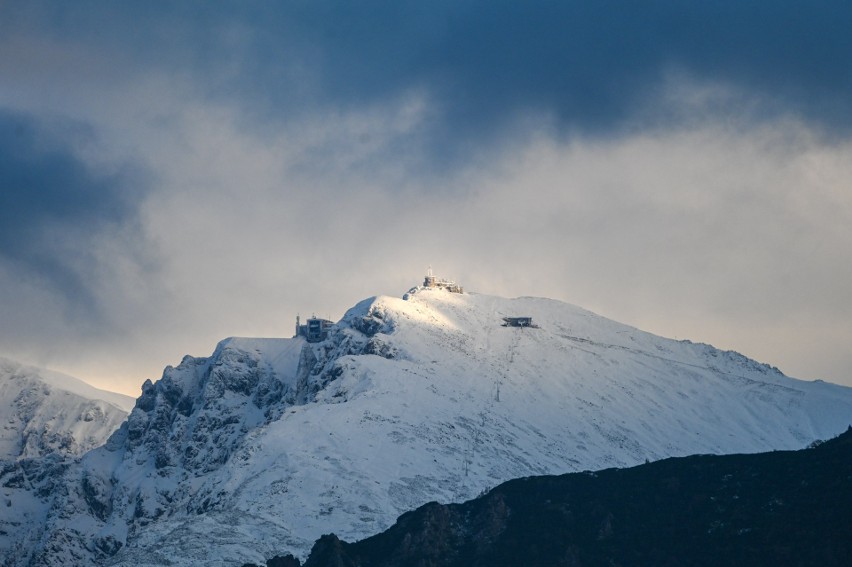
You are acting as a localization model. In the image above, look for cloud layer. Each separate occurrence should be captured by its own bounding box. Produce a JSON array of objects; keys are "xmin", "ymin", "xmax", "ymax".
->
[{"xmin": 1, "ymin": 2, "xmax": 851, "ymax": 393}]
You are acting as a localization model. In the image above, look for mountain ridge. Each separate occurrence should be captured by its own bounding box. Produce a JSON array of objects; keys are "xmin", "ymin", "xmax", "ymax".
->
[
  {"xmin": 0, "ymin": 357, "xmax": 134, "ymax": 563},
  {"xmin": 4, "ymin": 288, "xmax": 852, "ymax": 566},
  {"xmin": 0, "ymin": 356, "xmax": 133, "ymax": 462}
]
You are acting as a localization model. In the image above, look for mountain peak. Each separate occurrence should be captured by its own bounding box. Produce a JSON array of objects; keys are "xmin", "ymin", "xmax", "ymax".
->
[{"xmin": 6, "ymin": 291, "xmax": 852, "ymax": 566}]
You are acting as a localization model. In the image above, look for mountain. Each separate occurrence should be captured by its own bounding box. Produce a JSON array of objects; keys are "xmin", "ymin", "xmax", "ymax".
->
[
  {"xmin": 7, "ymin": 288, "xmax": 852, "ymax": 566},
  {"xmin": 0, "ymin": 358, "xmax": 133, "ymax": 461},
  {"xmin": 0, "ymin": 358, "xmax": 134, "ymax": 562},
  {"xmin": 289, "ymin": 427, "xmax": 852, "ymax": 567}
]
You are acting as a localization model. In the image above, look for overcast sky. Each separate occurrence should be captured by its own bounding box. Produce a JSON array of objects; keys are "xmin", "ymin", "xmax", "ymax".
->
[{"xmin": 2, "ymin": 1, "xmax": 852, "ymax": 396}]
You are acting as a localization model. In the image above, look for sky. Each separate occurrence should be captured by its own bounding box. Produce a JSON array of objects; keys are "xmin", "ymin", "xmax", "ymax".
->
[{"xmin": 1, "ymin": 1, "xmax": 852, "ymax": 396}]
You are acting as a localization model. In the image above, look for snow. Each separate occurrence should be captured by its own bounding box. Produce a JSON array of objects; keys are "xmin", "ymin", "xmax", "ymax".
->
[
  {"xmin": 0, "ymin": 357, "xmax": 133, "ymax": 460},
  {"xmin": 29, "ymin": 365, "xmax": 135, "ymax": 413},
  {"xmin": 0, "ymin": 357, "xmax": 133, "ymax": 564},
  {"xmin": 4, "ymin": 289, "xmax": 852, "ymax": 566}
]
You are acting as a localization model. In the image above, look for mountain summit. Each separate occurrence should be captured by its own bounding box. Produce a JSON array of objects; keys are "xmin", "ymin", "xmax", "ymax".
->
[{"xmin": 6, "ymin": 288, "xmax": 852, "ymax": 566}]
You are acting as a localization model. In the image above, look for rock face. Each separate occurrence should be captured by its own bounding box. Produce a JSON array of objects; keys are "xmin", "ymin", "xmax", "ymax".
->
[
  {"xmin": 5, "ymin": 289, "xmax": 852, "ymax": 566},
  {"xmin": 293, "ymin": 427, "xmax": 852, "ymax": 567},
  {"xmin": 0, "ymin": 358, "xmax": 133, "ymax": 564}
]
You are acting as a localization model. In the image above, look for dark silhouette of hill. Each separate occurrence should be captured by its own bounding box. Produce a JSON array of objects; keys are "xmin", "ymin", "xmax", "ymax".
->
[{"xmin": 250, "ymin": 426, "xmax": 852, "ymax": 567}]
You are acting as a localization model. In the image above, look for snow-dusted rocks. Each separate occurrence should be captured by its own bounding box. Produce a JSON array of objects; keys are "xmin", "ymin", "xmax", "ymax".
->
[
  {"xmin": 0, "ymin": 358, "xmax": 133, "ymax": 461},
  {"xmin": 0, "ymin": 358, "xmax": 133, "ymax": 563},
  {"xmin": 5, "ymin": 290, "xmax": 852, "ymax": 566}
]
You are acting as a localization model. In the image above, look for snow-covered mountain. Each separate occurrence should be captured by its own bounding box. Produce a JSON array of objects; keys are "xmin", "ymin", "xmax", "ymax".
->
[
  {"xmin": 0, "ymin": 359, "xmax": 134, "ymax": 459},
  {"xmin": 0, "ymin": 358, "xmax": 134, "ymax": 561},
  {"xmin": 7, "ymin": 289, "xmax": 852, "ymax": 566}
]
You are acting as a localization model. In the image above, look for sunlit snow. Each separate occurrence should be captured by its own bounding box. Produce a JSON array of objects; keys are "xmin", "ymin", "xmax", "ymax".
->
[{"xmin": 4, "ymin": 290, "xmax": 852, "ymax": 566}]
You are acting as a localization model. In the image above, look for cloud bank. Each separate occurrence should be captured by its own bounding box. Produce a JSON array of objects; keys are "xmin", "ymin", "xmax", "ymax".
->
[{"xmin": 1, "ymin": 2, "xmax": 851, "ymax": 393}]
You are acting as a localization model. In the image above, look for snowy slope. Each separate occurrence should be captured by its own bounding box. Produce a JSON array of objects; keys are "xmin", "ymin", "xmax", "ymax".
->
[
  {"xmin": 0, "ymin": 357, "xmax": 133, "ymax": 460},
  {"xmin": 0, "ymin": 358, "xmax": 133, "ymax": 562},
  {"xmin": 12, "ymin": 289, "xmax": 852, "ymax": 566}
]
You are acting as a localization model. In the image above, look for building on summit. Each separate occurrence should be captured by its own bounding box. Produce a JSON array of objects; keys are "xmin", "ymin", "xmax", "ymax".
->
[
  {"xmin": 404, "ymin": 267, "xmax": 464, "ymax": 300},
  {"xmin": 421, "ymin": 266, "xmax": 463, "ymax": 294},
  {"xmin": 295, "ymin": 315, "xmax": 334, "ymax": 342}
]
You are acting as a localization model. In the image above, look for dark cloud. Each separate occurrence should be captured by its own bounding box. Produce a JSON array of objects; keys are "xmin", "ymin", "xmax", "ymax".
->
[
  {"xmin": 0, "ymin": 110, "xmax": 145, "ymax": 319},
  {"xmin": 25, "ymin": 4, "xmax": 852, "ymax": 120},
  {"xmin": 7, "ymin": 1, "xmax": 851, "ymax": 167},
  {"xmin": 2, "ymin": 0, "xmax": 847, "ymax": 245}
]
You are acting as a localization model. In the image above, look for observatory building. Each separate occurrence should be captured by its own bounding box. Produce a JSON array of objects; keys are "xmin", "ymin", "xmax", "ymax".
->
[{"xmin": 421, "ymin": 267, "xmax": 463, "ymax": 294}]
